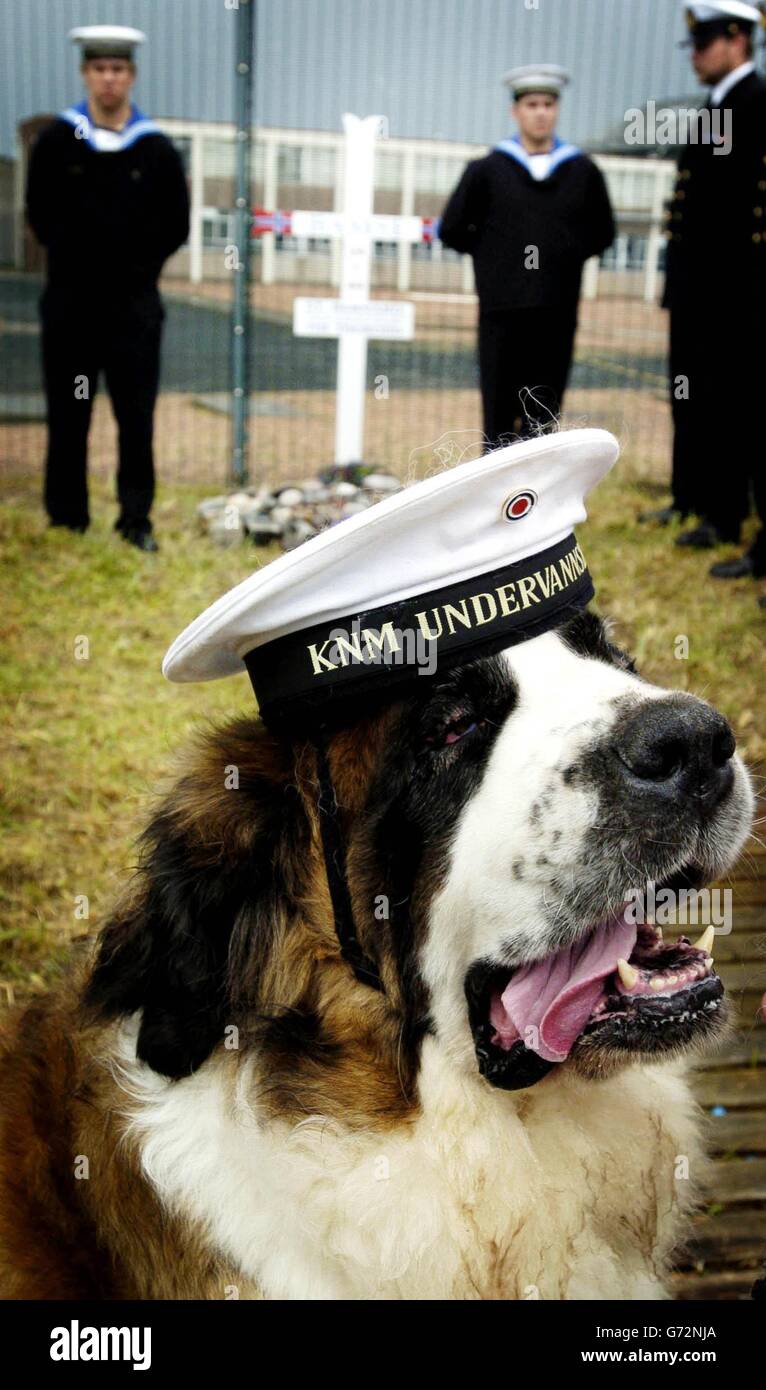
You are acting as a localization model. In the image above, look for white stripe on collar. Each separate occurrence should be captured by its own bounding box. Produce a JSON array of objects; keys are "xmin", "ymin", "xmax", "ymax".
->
[
  {"xmin": 494, "ymin": 138, "xmax": 582, "ymax": 179},
  {"xmin": 709, "ymin": 60, "xmax": 755, "ymax": 108},
  {"xmin": 59, "ymin": 106, "xmax": 161, "ymax": 152}
]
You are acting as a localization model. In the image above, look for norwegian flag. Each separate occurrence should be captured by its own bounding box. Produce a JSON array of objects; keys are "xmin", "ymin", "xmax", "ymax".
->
[
  {"xmin": 252, "ymin": 207, "xmax": 293, "ymax": 237},
  {"xmin": 252, "ymin": 207, "xmax": 441, "ymax": 243}
]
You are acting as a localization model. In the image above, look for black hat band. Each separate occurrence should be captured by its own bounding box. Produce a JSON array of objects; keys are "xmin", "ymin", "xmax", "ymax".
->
[{"xmin": 245, "ymin": 532, "xmax": 593, "ymax": 725}]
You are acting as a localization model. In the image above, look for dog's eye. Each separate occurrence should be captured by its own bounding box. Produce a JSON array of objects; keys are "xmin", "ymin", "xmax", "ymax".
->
[
  {"xmin": 423, "ymin": 715, "xmax": 486, "ymax": 751},
  {"xmin": 444, "ymin": 717, "xmax": 479, "ymax": 744}
]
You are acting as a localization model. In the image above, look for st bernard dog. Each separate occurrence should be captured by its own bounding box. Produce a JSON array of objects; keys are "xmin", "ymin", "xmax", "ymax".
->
[{"xmin": 0, "ymin": 611, "xmax": 753, "ymax": 1300}]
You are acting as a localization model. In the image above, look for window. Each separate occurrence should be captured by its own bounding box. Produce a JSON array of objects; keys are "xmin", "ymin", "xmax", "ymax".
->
[
  {"xmin": 201, "ymin": 209, "xmax": 236, "ymax": 247},
  {"xmin": 278, "ymin": 146, "xmax": 302, "ymax": 183}
]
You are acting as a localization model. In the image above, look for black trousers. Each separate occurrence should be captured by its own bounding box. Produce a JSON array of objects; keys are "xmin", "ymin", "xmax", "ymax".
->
[
  {"xmin": 668, "ymin": 300, "xmax": 761, "ymax": 542},
  {"xmin": 41, "ymin": 286, "xmax": 163, "ymax": 531},
  {"xmin": 478, "ymin": 305, "xmax": 578, "ymax": 451}
]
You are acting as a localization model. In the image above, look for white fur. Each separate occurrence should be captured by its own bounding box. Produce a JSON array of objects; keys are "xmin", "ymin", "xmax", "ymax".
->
[
  {"xmin": 424, "ymin": 633, "xmax": 752, "ymax": 1064},
  {"xmin": 111, "ymin": 1017, "xmax": 703, "ymax": 1300}
]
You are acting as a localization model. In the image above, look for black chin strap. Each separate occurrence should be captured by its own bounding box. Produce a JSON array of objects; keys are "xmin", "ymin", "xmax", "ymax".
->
[{"xmin": 313, "ymin": 735, "xmax": 385, "ymax": 993}]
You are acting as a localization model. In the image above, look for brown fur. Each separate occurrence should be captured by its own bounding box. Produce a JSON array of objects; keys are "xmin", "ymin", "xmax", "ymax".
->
[
  {"xmin": 0, "ymin": 713, "xmax": 421, "ymax": 1299},
  {"xmin": 0, "ymin": 976, "xmax": 261, "ymax": 1298}
]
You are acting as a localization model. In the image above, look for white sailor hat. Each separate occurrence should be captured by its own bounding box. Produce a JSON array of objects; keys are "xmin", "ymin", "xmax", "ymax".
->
[
  {"xmin": 682, "ymin": 2, "xmax": 765, "ymax": 44},
  {"xmin": 163, "ymin": 429, "xmax": 618, "ymax": 729},
  {"xmin": 501, "ymin": 64, "xmax": 570, "ymax": 98},
  {"xmin": 69, "ymin": 25, "xmax": 146, "ymax": 60}
]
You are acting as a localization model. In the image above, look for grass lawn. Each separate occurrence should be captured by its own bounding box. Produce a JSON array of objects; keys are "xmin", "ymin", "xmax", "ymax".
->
[{"xmin": 1, "ymin": 459, "xmax": 763, "ymax": 996}]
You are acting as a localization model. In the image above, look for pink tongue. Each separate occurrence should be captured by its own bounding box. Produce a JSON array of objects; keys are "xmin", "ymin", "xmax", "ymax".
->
[{"xmin": 489, "ymin": 915, "xmax": 638, "ymax": 1064}]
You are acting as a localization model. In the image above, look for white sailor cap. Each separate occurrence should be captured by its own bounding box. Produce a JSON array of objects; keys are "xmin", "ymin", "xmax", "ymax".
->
[
  {"xmin": 163, "ymin": 429, "xmax": 619, "ymax": 729},
  {"xmin": 683, "ymin": 1, "xmax": 765, "ymax": 42},
  {"xmin": 69, "ymin": 25, "xmax": 146, "ymax": 60},
  {"xmin": 501, "ymin": 64, "xmax": 570, "ymax": 98}
]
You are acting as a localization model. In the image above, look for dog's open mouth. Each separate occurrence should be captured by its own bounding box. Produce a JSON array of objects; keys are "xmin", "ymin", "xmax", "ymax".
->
[{"xmin": 466, "ymin": 913, "xmax": 726, "ymax": 1091}]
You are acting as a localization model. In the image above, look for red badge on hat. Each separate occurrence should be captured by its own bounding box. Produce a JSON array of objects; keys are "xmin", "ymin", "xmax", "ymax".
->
[{"xmin": 504, "ymin": 489, "xmax": 537, "ymax": 521}]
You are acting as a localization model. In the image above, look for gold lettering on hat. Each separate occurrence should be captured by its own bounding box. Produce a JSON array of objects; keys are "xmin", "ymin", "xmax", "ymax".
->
[
  {"xmin": 415, "ymin": 609, "xmax": 443, "ymax": 641},
  {"xmin": 362, "ymin": 621, "xmax": 401, "ymax": 660},
  {"xmin": 516, "ymin": 575, "xmax": 540, "ymax": 609},
  {"xmin": 469, "ymin": 593, "xmax": 498, "ymax": 625},
  {"xmin": 496, "ymin": 581, "xmax": 520, "ymax": 616},
  {"xmin": 305, "ymin": 542, "xmax": 587, "ymax": 678},
  {"xmin": 308, "ymin": 639, "xmax": 338, "ymax": 674},
  {"xmin": 548, "ymin": 566, "xmax": 564, "ymax": 594},
  {"xmin": 443, "ymin": 600, "xmax": 472, "ymax": 635},
  {"xmin": 559, "ymin": 552, "xmax": 575, "ymax": 586},
  {"xmin": 333, "ymin": 632, "xmax": 365, "ymax": 665}
]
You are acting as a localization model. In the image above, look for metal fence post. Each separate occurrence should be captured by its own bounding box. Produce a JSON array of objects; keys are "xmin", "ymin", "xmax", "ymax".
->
[
  {"xmin": 189, "ymin": 128, "xmax": 204, "ymax": 286},
  {"xmin": 231, "ymin": 0, "xmax": 255, "ymax": 486}
]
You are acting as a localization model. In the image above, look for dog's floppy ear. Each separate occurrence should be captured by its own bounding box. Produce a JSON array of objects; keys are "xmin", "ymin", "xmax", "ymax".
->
[
  {"xmin": 84, "ymin": 818, "xmax": 253, "ymax": 1078},
  {"xmin": 82, "ymin": 719, "xmax": 306, "ymax": 1078}
]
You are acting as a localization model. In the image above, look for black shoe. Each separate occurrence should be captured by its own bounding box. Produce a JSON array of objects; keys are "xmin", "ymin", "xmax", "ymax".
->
[
  {"xmin": 637, "ymin": 506, "xmax": 688, "ymax": 526},
  {"xmin": 709, "ymin": 552, "xmax": 762, "ymax": 580},
  {"xmin": 121, "ymin": 525, "xmax": 159, "ymax": 553},
  {"xmin": 675, "ymin": 522, "xmax": 735, "ymax": 550},
  {"xmin": 49, "ymin": 519, "xmax": 88, "ymax": 534}
]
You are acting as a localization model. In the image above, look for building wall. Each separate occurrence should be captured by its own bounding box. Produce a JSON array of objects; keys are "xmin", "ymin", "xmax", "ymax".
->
[{"xmin": 1, "ymin": 0, "xmax": 734, "ymax": 159}]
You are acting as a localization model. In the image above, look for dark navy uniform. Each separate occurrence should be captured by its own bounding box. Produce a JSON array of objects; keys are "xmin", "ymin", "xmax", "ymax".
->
[
  {"xmin": 440, "ymin": 138, "xmax": 614, "ymax": 447},
  {"xmin": 663, "ymin": 68, "xmax": 766, "ymax": 550},
  {"xmin": 26, "ymin": 102, "xmax": 189, "ymax": 533}
]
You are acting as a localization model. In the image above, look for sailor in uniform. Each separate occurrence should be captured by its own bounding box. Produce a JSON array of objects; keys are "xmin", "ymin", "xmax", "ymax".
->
[
  {"xmin": 439, "ymin": 65, "xmax": 615, "ymax": 449},
  {"xmin": 25, "ymin": 25, "xmax": 190, "ymax": 551},
  {"xmin": 646, "ymin": 1, "xmax": 766, "ymax": 581}
]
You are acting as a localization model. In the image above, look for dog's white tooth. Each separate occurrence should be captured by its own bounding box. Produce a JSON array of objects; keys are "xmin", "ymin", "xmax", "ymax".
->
[
  {"xmin": 650, "ymin": 977, "xmax": 666, "ymax": 992},
  {"xmin": 617, "ymin": 958, "xmax": 639, "ymax": 990},
  {"xmin": 704, "ymin": 956, "xmax": 714, "ymax": 969},
  {"xmin": 693, "ymin": 925, "xmax": 715, "ymax": 954},
  {"xmin": 655, "ymin": 926, "xmax": 663, "ymax": 941}
]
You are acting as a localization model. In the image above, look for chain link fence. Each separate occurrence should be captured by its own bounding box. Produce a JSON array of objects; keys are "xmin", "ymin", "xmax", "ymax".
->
[{"xmin": 1, "ymin": 0, "xmax": 760, "ymax": 495}]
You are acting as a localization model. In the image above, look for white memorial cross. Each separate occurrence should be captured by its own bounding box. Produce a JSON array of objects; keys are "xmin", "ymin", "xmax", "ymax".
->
[{"xmin": 290, "ymin": 114, "xmax": 426, "ymax": 464}]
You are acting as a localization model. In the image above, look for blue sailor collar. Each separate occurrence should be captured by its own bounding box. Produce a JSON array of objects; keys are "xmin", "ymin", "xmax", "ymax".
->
[
  {"xmin": 58, "ymin": 99, "xmax": 161, "ymax": 152},
  {"xmin": 493, "ymin": 132, "xmax": 582, "ymax": 179}
]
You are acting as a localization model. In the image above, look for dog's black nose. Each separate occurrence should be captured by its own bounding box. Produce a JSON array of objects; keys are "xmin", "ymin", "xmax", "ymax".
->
[{"xmin": 614, "ymin": 697, "xmax": 735, "ymax": 810}]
